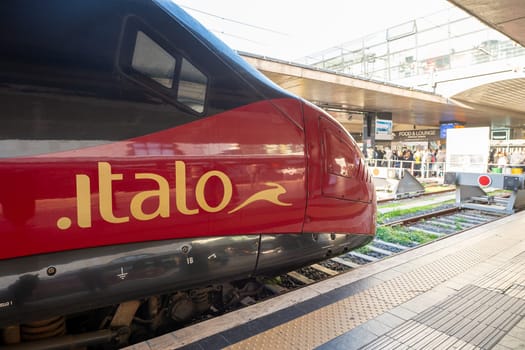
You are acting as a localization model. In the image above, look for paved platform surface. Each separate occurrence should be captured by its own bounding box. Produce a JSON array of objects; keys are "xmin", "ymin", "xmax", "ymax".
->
[{"xmin": 127, "ymin": 210, "xmax": 525, "ymax": 350}]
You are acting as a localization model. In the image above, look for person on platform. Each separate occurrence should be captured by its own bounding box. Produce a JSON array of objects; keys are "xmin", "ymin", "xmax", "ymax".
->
[
  {"xmin": 384, "ymin": 147, "xmax": 393, "ymax": 167},
  {"xmin": 489, "ymin": 148, "xmax": 496, "ymax": 167},
  {"xmin": 436, "ymin": 148, "xmax": 446, "ymax": 177},
  {"xmin": 413, "ymin": 149, "xmax": 422, "ymax": 176},
  {"xmin": 366, "ymin": 148, "xmax": 374, "ymax": 166},
  {"xmin": 393, "ymin": 150, "xmax": 402, "ymax": 168},
  {"xmin": 375, "ymin": 147, "xmax": 384, "ymax": 166},
  {"xmin": 497, "ymin": 152, "xmax": 508, "ymax": 170},
  {"xmin": 510, "ymin": 150, "xmax": 523, "ymax": 168},
  {"xmin": 421, "ymin": 148, "xmax": 433, "ymax": 178},
  {"xmin": 402, "ymin": 149, "xmax": 413, "ymax": 170}
]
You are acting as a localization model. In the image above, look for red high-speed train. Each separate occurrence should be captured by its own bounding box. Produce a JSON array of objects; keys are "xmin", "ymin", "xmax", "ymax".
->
[{"xmin": 0, "ymin": 0, "xmax": 375, "ymax": 347}]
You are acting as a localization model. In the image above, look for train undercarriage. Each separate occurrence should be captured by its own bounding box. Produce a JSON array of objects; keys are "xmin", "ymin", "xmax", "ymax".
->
[{"xmin": 0, "ymin": 233, "xmax": 372, "ymax": 349}]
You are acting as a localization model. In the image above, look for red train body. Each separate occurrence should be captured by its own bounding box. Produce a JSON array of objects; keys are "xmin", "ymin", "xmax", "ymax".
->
[{"xmin": 0, "ymin": 0, "xmax": 375, "ymax": 347}]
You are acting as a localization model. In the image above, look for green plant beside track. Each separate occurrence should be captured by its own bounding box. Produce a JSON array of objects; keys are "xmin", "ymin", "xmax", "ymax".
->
[{"xmin": 376, "ymin": 226, "xmax": 439, "ymax": 246}]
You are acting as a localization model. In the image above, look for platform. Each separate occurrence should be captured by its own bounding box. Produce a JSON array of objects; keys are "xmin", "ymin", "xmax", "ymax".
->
[{"xmin": 127, "ymin": 211, "xmax": 525, "ymax": 350}]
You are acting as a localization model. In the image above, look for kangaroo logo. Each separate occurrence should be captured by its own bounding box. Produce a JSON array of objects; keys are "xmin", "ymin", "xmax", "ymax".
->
[{"xmin": 228, "ymin": 182, "xmax": 292, "ymax": 214}]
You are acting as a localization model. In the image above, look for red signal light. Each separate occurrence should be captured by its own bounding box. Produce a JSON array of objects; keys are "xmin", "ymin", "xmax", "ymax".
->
[{"xmin": 478, "ymin": 175, "xmax": 491, "ymax": 187}]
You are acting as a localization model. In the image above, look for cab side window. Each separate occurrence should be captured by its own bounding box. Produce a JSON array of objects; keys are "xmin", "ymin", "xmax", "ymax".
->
[
  {"xmin": 178, "ymin": 58, "xmax": 207, "ymax": 113},
  {"xmin": 131, "ymin": 31, "xmax": 176, "ymax": 88},
  {"xmin": 123, "ymin": 19, "xmax": 209, "ymax": 115}
]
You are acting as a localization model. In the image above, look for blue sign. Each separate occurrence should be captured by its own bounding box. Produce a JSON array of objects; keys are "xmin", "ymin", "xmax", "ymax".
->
[
  {"xmin": 440, "ymin": 123, "xmax": 456, "ymax": 139},
  {"xmin": 376, "ymin": 119, "xmax": 393, "ymax": 140}
]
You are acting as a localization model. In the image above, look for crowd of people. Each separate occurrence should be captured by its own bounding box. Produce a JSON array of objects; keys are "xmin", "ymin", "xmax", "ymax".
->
[
  {"xmin": 489, "ymin": 149, "xmax": 525, "ymax": 171},
  {"xmin": 368, "ymin": 146, "xmax": 525, "ymax": 177},
  {"xmin": 368, "ymin": 146, "xmax": 446, "ymax": 178}
]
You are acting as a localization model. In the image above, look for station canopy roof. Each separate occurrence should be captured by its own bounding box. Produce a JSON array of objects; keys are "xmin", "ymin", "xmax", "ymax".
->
[
  {"xmin": 242, "ymin": 53, "xmax": 525, "ymax": 133},
  {"xmin": 241, "ymin": 0, "xmax": 525, "ymax": 134},
  {"xmin": 447, "ymin": 0, "xmax": 525, "ymax": 129},
  {"xmin": 449, "ymin": 0, "xmax": 525, "ymax": 48}
]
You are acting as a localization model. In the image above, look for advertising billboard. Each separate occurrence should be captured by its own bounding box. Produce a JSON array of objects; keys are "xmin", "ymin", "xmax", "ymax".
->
[
  {"xmin": 446, "ymin": 127, "xmax": 489, "ymax": 173},
  {"xmin": 375, "ymin": 119, "xmax": 393, "ymax": 140}
]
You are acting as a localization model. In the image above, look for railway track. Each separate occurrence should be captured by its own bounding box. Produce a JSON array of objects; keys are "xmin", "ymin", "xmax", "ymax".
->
[
  {"xmin": 116, "ymin": 201, "xmax": 511, "ymax": 348},
  {"xmin": 181, "ymin": 198, "xmax": 510, "ymax": 324},
  {"xmin": 270, "ymin": 207, "xmax": 507, "ymax": 290}
]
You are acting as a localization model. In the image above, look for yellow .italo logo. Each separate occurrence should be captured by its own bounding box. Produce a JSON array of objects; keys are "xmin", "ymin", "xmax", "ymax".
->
[{"xmin": 56, "ymin": 161, "xmax": 291, "ymax": 230}]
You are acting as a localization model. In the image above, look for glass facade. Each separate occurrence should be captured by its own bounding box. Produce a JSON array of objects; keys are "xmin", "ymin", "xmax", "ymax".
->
[{"xmin": 298, "ymin": 6, "xmax": 525, "ymax": 92}]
